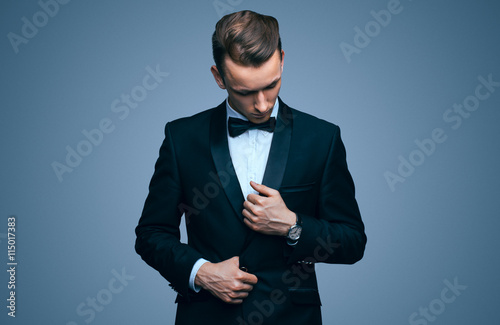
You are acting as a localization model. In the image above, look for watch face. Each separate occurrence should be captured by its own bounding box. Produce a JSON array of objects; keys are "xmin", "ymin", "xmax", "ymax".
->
[{"xmin": 288, "ymin": 225, "xmax": 302, "ymax": 240}]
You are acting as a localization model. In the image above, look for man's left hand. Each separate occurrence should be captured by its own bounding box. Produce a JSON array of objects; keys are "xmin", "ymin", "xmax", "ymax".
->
[{"xmin": 242, "ymin": 181, "xmax": 296, "ymax": 236}]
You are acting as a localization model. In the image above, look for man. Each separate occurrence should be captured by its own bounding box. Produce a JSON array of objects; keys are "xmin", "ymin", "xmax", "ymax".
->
[{"xmin": 135, "ymin": 10, "xmax": 366, "ymax": 325}]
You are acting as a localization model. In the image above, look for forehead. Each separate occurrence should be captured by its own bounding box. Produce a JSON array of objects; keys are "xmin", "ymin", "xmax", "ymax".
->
[{"xmin": 223, "ymin": 50, "xmax": 282, "ymax": 91}]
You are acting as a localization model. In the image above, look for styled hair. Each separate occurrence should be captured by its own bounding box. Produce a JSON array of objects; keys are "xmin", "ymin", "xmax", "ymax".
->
[{"xmin": 212, "ymin": 10, "xmax": 282, "ymax": 80}]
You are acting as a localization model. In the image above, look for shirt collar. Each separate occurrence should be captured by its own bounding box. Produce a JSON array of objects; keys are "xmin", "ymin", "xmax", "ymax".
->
[{"xmin": 226, "ymin": 98, "xmax": 279, "ymax": 121}]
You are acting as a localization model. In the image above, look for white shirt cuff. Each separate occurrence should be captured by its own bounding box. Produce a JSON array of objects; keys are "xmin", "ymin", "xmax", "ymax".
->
[{"xmin": 189, "ymin": 258, "xmax": 209, "ymax": 292}]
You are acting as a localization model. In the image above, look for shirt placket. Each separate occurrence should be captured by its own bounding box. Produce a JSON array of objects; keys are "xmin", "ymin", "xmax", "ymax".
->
[{"xmin": 247, "ymin": 130, "xmax": 257, "ymax": 196}]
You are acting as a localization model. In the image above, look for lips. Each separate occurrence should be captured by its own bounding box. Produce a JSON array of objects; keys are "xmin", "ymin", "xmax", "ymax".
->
[{"xmin": 252, "ymin": 109, "xmax": 272, "ymax": 119}]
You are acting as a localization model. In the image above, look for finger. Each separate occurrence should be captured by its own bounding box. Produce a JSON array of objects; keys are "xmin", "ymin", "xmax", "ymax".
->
[
  {"xmin": 246, "ymin": 194, "xmax": 269, "ymax": 208},
  {"xmin": 235, "ymin": 283, "xmax": 254, "ymax": 292},
  {"xmin": 227, "ymin": 298, "xmax": 244, "ymax": 304},
  {"xmin": 249, "ymin": 181, "xmax": 276, "ymax": 197},
  {"xmin": 243, "ymin": 213, "xmax": 255, "ymax": 225},
  {"xmin": 243, "ymin": 200, "xmax": 255, "ymax": 211},
  {"xmin": 246, "ymin": 193, "xmax": 259, "ymax": 204},
  {"xmin": 228, "ymin": 256, "xmax": 240, "ymax": 269},
  {"xmin": 231, "ymin": 292, "xmax": 250, "ymax": 300},
  {"xmin": 242, "ymin": 207, "xmax": 252, "ymax": 219},
  {"xmin": 242, "ymin": 203, "xmax": 261, "ymax": 218},
  {"xmin": 241, "ymin": 272, "xmax": 258, "ymax": 285},
  {"xmin": 243, "ymin": 218, "xmax": 258, "ymax": 232},
  {"xmin": 243, "ymin": 215, "xmax": 256, "ymax": 229},
  {"xmin": 228, "ymin": 289, "xmax": 252, "ymax": 298}
]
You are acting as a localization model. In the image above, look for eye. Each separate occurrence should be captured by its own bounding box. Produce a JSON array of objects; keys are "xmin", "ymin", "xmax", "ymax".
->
[{"xmin": 237, "ymin": 90, "xmax": 255, "ymax": 96}]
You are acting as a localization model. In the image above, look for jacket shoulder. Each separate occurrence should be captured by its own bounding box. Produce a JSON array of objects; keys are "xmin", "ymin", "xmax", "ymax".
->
[
  {"xmin": 287, "ymin": 105, "xmax": 340, "ymax": 138},
  {"xmin": 167, "ymin": 107, "xmax": 215, "ymax": 131},
  {"xmin": 164, "ymin": 102, "xmax": 224, "ymax": 136}
]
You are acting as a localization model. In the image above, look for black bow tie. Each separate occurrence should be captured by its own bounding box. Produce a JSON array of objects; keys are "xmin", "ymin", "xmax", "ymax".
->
[{"xmin": 228, "ymin": 117, "xmax": 276, "ymax": 137}]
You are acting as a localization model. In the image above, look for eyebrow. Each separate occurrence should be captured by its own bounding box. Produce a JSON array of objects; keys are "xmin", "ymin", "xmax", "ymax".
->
[{"xmin": 232, "ymin": 77, "xmax": 281, "ymax": 95}]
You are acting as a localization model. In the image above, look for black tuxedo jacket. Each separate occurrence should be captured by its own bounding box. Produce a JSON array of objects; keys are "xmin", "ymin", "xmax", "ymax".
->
[{"xmin": 135, "ymin": 98, "xmax": 366, "ymax": 324}]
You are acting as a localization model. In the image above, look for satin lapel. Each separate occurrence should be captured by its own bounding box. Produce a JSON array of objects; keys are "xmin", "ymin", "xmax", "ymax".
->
[
  {"xmin": 261, "ymin": 98, "xmax": 293, "ymax": 191},
  {"xmin": 210, "ymin": 101, "xmax": 245, "ymax": 218},
  {"xmin": 240, "ymin": 98, "xmax": 294, "ymax": 259}
]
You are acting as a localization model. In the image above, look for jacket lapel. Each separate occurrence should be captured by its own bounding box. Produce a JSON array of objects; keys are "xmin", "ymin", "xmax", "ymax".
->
[
  {"xmin": 261, "ymin": 98, "xmax": 293, "ymax": 190},
  {"xmin": 209, "ymin": 98, "xmax": 294, "ymax": 222},
  {"xmin": 240, "ymin": 98, "xmax": 294, "ymax": 260},
  {"xmin": 210, "ymin": 101, "xmax": 245, "ymax": 218}
]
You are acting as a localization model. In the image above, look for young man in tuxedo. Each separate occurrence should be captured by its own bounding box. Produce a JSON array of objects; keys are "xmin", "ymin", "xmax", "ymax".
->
[{"xmin": 135, "ymin": 10, "xmax": 366, "ymax": 324}]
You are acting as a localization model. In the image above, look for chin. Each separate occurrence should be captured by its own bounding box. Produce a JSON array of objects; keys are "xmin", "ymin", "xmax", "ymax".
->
[{"xmin": 249, "ymin": 114, "xmax": 271, "ymax": 123}]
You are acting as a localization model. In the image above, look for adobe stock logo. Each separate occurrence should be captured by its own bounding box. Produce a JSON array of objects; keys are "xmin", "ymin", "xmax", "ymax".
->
[
  {"xmin": 384, "ymin": 73, "xmax": 500, "ymax": 192},
  {"xmin": 7, "ymin": 0, "xmax": 72, "ymax": 54},
  {"xmin": 65, "ymin": 267, "xmax": 135, "ymax": 325},
  {"xmin": 340, "ymin": 0, "xmax": 404, "ymax": 63},
  {"xmin": 339, "ymin": 0, "xmax": 430, "ymax": 63},
  {"xmin": 408, "ymin": 277, "xmax": 467, "ymax": 325},
  {"xmin": 213, "ymin": 0, "xmax": 244, "ymax": 18},
  {"xmin": 235, "ymin": 236, "xmax": 340, "ymax": 325},
  {"xmin": 51, "ymin": 64, "xmax": 169, "ymax": 182}
]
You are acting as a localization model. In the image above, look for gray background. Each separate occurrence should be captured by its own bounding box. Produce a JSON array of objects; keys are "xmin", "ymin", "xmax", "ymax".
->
[{"xmin": 1, "ymin": 0, "xmax": 499, "ymax": 324}]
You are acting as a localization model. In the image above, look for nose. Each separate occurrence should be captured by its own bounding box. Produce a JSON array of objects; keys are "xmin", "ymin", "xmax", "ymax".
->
[{"xmin": 254, "ymin": 91, "xmax": 267, "ymax": 113}]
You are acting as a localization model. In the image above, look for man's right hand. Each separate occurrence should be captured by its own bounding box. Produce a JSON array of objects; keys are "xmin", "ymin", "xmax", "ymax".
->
[{"xmin": 194, "ymin": 256, "xmax": 258, "ymax": 304}]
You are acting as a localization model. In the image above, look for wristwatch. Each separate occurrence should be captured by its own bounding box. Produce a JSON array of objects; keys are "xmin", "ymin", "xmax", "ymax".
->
[{"xmin": 286, "ymin": 214, "xmax": 302, "ymax": 245}]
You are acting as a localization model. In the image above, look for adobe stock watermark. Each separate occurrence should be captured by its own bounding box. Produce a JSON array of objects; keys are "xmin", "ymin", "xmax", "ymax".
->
[
  {"xmin": 340, "ymin": 0, "xmax": 418, "ymax": 63},
  {"xmin": 65, "ymin": 267, "xmax": 135, "ymax": 325},
  {"xmin": 408, "ymin": 277, "xmax": 467, "ymax": 325},
  {"xmin": 7, "ymin": 0, "xmax": 72, "ymax": 54},
  {"xmin": 178, "ymin": 160, "xmax": 236, "ymax": 226},
  {"xmin": 213, "ymin": 0, "xmax": 244, "ymax": 18},
  {"xmin": 384, "ymin": 73, "xmax": 500, "ymax": 192},
  {"xmin": 6, "ymin": 215, "xmax": 17, "ymax": 318},
  {"xmin": 51, "ymin": 64, "xmax": 169, "ymax": 182},
  {"xmin": 235, "ymin": 236, "xmax": 340, "ymax": 325}
]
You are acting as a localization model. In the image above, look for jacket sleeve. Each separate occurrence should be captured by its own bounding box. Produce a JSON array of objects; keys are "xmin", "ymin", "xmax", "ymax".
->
[
  {"xmin": 135, "ymin": 123, "xmax": 203, "ymax": 297},
  {"xmin": 287, "ymin": 126, "xmax": 367, "ymax": 265}
]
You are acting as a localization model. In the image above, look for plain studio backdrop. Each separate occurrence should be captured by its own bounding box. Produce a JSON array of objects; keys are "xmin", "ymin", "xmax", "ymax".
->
[{"xmin": 1, "ymin": 0, "xmax": 499, "ymax": 324}]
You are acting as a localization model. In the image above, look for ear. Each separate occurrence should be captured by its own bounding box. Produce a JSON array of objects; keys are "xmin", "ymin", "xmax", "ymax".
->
[
  {"xmin": 211, "ymin": 65, "xmax": 226, "ymax": 90},
  {"xmin": 280, "ymin": 50, "xmax": 285, "ymax": 72}
]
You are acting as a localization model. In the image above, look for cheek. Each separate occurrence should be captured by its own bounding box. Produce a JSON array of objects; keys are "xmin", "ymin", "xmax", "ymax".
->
[
  {"xmin": 235, "ymin": 96, "xmax": 253, "ymax": 108},
  {"xmin": 231, "ymin": 96, "xmax": 253, "ymax": 113},
  {"xmin": 265, "ymin": 87, "xmax": 280, "ymax": 102}
]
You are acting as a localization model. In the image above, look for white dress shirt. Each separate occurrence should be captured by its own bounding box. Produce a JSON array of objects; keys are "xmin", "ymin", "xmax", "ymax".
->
[{"xmin": 188, "ymin": 98, "xmax": 279, "ymax": 292}]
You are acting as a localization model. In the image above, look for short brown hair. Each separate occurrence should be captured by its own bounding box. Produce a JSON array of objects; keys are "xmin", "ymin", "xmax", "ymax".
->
[{"xmin": 212, "ymin": 10, "xmax": 282, "ymax": 80}]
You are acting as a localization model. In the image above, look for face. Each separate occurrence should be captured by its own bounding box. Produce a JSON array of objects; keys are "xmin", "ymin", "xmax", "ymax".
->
[{"xmin": 211, "ymin": 49, "xmax": 284, "ymax": 124}]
